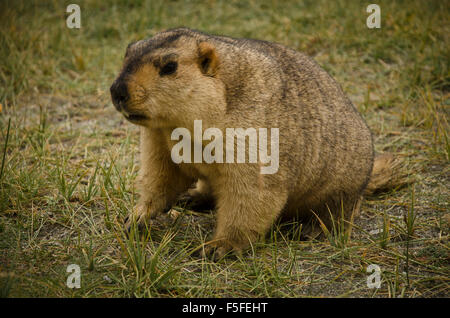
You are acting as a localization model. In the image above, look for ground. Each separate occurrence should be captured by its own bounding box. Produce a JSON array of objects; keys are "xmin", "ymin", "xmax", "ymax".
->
[{"xmin": 0, "ymin": 0, "xmax": 448, "ymax": 297}]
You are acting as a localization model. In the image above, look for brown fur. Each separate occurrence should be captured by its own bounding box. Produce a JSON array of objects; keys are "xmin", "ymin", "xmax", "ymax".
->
[
  {"xmin": 110, "ymin": 28, "xmax": 401, "ymax": 258},
  {"xmin": 364, "ymin": 153, "xmax": 410, "ymax": 196}
]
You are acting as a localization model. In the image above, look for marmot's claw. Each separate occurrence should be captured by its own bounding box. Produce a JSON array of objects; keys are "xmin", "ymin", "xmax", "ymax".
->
[
  {"xmin": 197, "ymin": 242, "xmax": 241, "ymax": 262},
  {"xmin": 123, "ymin": 214, "xmax": 151, "ymax": 236},
  {"xmin": 123, "ymin": 215, "xmax": 130, "ymax": 230}
]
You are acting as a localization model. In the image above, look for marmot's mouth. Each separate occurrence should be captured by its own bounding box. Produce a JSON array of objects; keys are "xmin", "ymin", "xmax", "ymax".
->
[{"xmin": 124, "ymin": 113, "xmax": 148, "ymax": 122}]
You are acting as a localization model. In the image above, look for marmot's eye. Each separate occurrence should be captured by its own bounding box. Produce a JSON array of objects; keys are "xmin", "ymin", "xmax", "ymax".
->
[{"xmin": 159, "ymin": 61, "xmax": 177, "ymax": 76}]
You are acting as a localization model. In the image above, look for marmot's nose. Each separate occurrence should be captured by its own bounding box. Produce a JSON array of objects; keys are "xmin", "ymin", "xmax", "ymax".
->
[{"xmin": 110, "ymin": 81, "xmax": 129, "ymax": 111}]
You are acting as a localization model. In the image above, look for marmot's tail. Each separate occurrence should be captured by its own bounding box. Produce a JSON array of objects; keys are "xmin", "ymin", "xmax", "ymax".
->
[{"xmin": 364, "ymin": 153, "xmax": 411, "ymax": 196}]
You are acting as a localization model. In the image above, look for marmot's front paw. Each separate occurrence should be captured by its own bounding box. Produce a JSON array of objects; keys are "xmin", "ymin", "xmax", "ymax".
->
[
  {"xmin": 124, "ymin": 202, "xmax": 159, "ymax": 232},
  {"xmin": 200, "ymin": 238, "xmax": 244, "ymax": 261}
]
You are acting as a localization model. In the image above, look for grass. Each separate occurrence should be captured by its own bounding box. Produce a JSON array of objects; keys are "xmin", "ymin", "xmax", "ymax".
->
[{"xmin": 0, "ymin": 0, "xmax": 449, "ymax": 297}]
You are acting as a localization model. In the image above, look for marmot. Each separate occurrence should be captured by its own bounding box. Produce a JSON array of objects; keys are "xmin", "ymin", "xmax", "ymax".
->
[{"xmin": 110, "ymin": 27, "xmax": 401, "ymax": 258}]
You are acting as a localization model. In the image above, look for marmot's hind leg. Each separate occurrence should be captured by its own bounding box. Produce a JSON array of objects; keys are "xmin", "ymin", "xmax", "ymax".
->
[{"xmin": 301, "ymin": 195, "xmax": 362, "ymax": 240}]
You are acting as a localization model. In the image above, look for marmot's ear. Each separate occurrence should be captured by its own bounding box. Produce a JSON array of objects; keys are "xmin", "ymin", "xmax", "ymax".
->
[{"xmin": 197, "ymin": 42, "xmax": 219, "ymax": 76}]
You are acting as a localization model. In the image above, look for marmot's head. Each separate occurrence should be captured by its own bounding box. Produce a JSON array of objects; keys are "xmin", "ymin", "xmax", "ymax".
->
[{"xmin": 110, "ymin": 28, "xmax": 225, "ymax": 128}]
